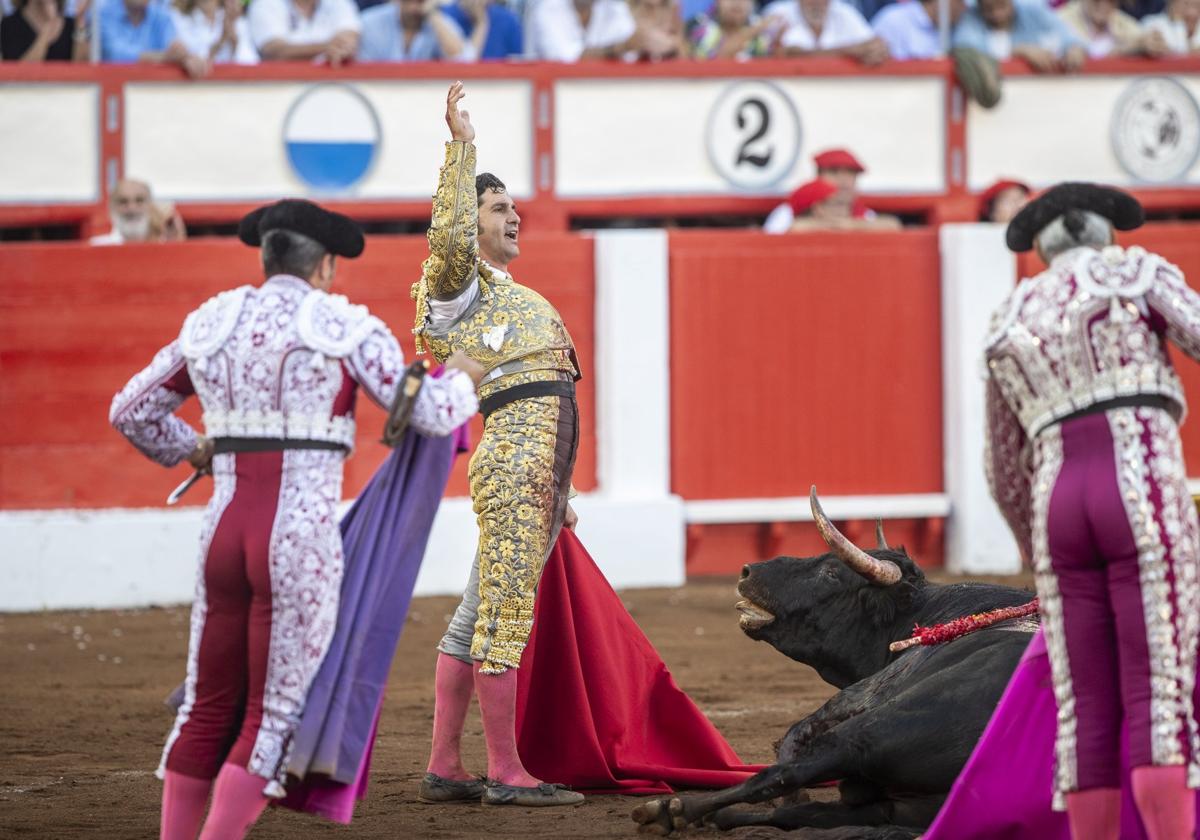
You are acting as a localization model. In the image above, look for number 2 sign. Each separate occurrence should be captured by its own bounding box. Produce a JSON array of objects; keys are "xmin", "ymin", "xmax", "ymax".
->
[{"xmin": 706, "ymin": 80, "xmax": 802, "ymax": 192}]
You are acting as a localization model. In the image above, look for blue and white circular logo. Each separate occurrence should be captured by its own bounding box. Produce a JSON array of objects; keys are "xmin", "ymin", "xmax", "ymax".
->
[{"xmin": 283, "ymin": 84, "xmax": 381, "ymax": 193}]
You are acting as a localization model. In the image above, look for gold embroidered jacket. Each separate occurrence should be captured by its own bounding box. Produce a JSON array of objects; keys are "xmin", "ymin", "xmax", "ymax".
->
[{"xmin": 412, "ymin": 141, "xmax": 578, "ymax": 399}]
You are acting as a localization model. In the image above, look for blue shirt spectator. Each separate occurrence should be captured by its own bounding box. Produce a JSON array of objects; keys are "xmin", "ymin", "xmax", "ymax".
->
[
  {"xmin": 873, "ymin": 0, "xmax": 964, "ymax": 57},
  {"xmin": 99, "ymin": 0, "xmax": 178, "ymax": 61},
  {"xmin": 953, "ymin": 0, "xmax": 1085, "ymax": 61},
  {"xmin": 444, "ymin": 0, "xmax": 522, "ymax": 58},
  {"xmin": 358, "ymin": 0, "xmax": 468, "ymax": 59}
]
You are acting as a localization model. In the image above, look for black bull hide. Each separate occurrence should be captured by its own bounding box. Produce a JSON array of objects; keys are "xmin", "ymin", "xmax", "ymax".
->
[{"xmin": 632, "ymin": 546, "xmax": 1036, "ymax": 839}]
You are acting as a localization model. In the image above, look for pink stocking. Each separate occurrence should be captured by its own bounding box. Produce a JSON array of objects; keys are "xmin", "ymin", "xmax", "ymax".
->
[
  {"xmin": 1132, "ymin": 765, "xmax": 1195, "ymax": 840},
  {"xmin": 197, "ymin": 763, "xmax": 269, "ymax": 840},
  {"xmin": 426, "ymin": 653, "xmax": 476, "ymax": 780},
  {"xmin": 474, "ymin": 663, "xmax": 538, "ymax": 787},
  {"xmin": 1065, "ymin": 787, "xmax": 1120, "ymax": 840},
  {"xmin": 160, "ymin": 770, "xmax": 211, "ymax": 840}
]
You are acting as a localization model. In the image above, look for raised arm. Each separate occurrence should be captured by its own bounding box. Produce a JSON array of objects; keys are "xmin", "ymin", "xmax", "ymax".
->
[
  {"xmin": 109, "ymin": 341, "xmax": 202, "ymax": 467},
  {"xmin": 346, "ymin": 323, "xmax": 480, "ymax": 437},
  {"xmin": 421, "ymin": 82, "xmax": 481, "ymax": 302},
  {"xmin": 1146, "ymin": 258, "xmax": 1200, "ymax": 363},
  {"xmin": 984, "ymin": 374, "xmax": 1033, "ymax": 565}
]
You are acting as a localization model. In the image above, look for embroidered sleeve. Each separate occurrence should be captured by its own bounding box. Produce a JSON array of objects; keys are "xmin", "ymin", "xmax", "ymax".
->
[
  {"xmin": 345, "ymin": 323, "xmax": 479, "ymax": 437},
  {"xmin": 1146, "ymin": 260, "xmax": 1200, "ymax": 363},
  {"xmin": 109, "ymin": 341, "xmax": 199, "ymax": 467},
  {"xmin": 420, "ymin": 141, "xmax": 480, "ymax": 302},
  {"xmin": 984, "ymin": 376, "xmax": 1033, "ymax": 564}
]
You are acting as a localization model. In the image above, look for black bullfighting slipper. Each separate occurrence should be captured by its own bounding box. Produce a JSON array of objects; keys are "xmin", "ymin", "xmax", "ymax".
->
[
  {"xmin": 417, "ymin": 773, "xmax": 486, "ymax": 803},
  {"xmin": 481, "ymin": 780, "xmax": 585, "ymax": 807}
]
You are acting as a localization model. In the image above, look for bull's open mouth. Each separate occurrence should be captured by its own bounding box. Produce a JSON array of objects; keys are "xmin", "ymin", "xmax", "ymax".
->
[{"xmin": 735, "ymin": 599, "xmax": 776, "ymax": 630}]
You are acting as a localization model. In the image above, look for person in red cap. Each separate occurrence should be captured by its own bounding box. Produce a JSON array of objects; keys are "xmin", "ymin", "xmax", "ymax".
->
[
  {"xmin": 782, "ymin": 178, "xmax": 840, "ymax": 229},
  {"xmin": 764, "ymin": 148, "xmax": 900, "ymax": 232},
  {"xmin": 978, "ymin": 178, "xmax": 1032, "ymax": 223}
]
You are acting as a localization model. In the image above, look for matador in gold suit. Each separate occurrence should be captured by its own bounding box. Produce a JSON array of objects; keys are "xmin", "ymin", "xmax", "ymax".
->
[
  {"xmin": 413, "ymin": 139, "xmax": 580, "ymax": 677},
  {"xmin": 418, "ymin": 83, "xmax": 585, "ymax": 808}
]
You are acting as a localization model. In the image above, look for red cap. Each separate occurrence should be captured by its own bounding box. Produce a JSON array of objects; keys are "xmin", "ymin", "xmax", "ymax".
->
[
  {"xmin": 813, "ymin": 148, "xmax": 865, "ymax": 173},
  {"xmin": 978, "ymin": 179, "xmax": 1031, "ymax": 217},
  {"xmin": 788, "ymin": 179, "xmax": 840, "ymax": 214}
]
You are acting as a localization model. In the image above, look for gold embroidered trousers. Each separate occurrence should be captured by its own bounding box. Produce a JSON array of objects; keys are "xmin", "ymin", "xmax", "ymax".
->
[{"xmin": 437, "ymin": 379, "xmax": 578, "ymax": 675}]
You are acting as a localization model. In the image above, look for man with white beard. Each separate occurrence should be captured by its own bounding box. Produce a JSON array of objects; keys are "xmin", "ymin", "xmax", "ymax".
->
[{"xmin": 90, "ymin": 178, "xmax": 187, "ymax": 245}]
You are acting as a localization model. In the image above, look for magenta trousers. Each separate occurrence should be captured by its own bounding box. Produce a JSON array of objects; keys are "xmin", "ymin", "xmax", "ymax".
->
[{"xmin": 1032, "ymin": 406, "xmax": 1200, "ymax": 806}]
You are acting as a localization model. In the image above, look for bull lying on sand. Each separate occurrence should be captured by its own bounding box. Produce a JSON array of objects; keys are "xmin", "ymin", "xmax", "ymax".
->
[{"xmin": 632, "ymin": 488, "xmax": 1036, "ymax": 839}]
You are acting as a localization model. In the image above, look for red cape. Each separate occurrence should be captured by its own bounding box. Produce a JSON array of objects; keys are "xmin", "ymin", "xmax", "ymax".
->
[{"xmin": 516, "ymin": 529, "xmax": 767, "ymax": 794}]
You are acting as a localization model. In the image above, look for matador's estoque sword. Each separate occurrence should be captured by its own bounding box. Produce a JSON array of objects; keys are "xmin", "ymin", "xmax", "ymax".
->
[{"xmin": 167, "ymin": 470, "xmax": 207, "ymax": 505}]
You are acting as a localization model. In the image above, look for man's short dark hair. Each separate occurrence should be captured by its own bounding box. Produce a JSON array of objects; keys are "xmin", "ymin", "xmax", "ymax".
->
[
  {"xmin": 261, "ymin": 229, "xmax": 327, "ymax": 279},
  {"xmin": 476, "ymin": 173, "xmax": 507, "ymax": 207}
]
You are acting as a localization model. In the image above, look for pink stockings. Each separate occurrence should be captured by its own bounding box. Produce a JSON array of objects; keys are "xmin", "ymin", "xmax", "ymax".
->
[
  {"xmin": 160, "ymin": 764, "xmax": 269, "ymax": 840},
  {"xmin": 1064, "ymin": 767, "xmax": 1195, "ymax": 840},
  {"xmin": 1132, "ymin": 765, "xmax": 1195, "ymax": 840},
  {"xmin": 425, "ymin": 652, "xmax": 540, "ymax": 787}
]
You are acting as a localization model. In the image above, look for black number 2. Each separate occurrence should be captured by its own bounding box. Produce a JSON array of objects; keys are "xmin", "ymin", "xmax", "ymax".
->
[{"xmin": 735, "ymin": 98, "xmax": 773, "ymax": 168}]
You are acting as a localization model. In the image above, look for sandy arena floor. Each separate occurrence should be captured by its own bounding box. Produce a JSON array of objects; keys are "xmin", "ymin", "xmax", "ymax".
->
[{"xmin": 0, "ymin": 572, "xmax": 1034, "ymax": 839}]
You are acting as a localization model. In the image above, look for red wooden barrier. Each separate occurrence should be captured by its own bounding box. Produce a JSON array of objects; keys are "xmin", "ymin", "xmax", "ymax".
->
[
  {"xmin": 0, "ymin": 235, "xmax": 596, "ymax": 510},
  {"xmin": 668, "ymin": 229, "xmax": 946, "ymax": 574},
  {"xmin": 669, "ymin": 229, "xmax": 944, "ymax": 499}
]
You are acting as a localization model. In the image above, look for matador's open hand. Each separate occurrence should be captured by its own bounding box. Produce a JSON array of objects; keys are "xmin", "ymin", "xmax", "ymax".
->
[{"xmin": 445, "ymin": 81, "xmax": 475, "ymax": 145}]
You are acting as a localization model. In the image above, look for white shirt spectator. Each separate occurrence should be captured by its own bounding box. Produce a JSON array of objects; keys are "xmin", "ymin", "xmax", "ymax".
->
[
  {"xmin": 171, "ymin": 7, "xmax": 260, "ymax": 63},
  {"xmin": 1142, "ymin": 12, "xmax": 1200, "ymax": 52},
  {"xmin": 528, "ymin": 0, "xmax": 635, "ymax": 60},
  {"xmin": 89, "ymin": 229, "xmax": 126, "ymax": 246},
  {"xmin": 763, "ymin": 0, "xmax": 874, "ymax": 49},
  {"xmin": 248, "ymin": 0, "xmax": 360, "ymax": 49}
]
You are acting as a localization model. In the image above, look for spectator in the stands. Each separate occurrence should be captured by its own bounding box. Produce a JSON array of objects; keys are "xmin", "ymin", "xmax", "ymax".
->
[
  {"xmin": 624, "ymin": 0, "xmax": 684, "ymax": 57},
  {"xmin": 528, "ymin": 0, "xmax": 676, "ymax": 60},
  {"xmin": 953, "ymin": 0, "xmax": 1087, "ymax": 72},
  {"xmin": 777, "ymin": 179, "xmax": 875, "ymax": 231},
  {"xmin": 765, "ymin": 149, "xmax": 901, "ymax": 233},
  {"xmin": 444, "ymin": 0, "xmax": 522, "ymax": 59},
  {"xmin": 90, "ymin": 178, "xmax": 188, "ymax": 246},
  {"xmin": 1058, "ymin": 0, "xmax": 1168, "ymax": 54},
  {"xmin": 872, "ymin": 0, "xmax": 966, "ymax": 58},
  {"xmin": 1, "ymin": 0, "xmax": 88, "ymax": 60},
  {"xmin": 249, "ymin": 0, "xmax": 359, "ymax": 64},
  {"xmin": 763, "ymin": 0, "xmax": 890, "ymax": 64},
  {"xmin": 1143, "ymin": 0, "xmax": 1200, "ymax": 50},
  {"xmin": 358, "ymin": 0, "xmax": 468, "ymax": 60},
  {"xmin": 978, "ymin": 178, "xmax": 1030, "ymax": 223},
  {"xmin": 686, "ymin": 0, "xmax": 781, "ymax": 57},
  {"xmin": 98, "ymin": 0, "xmax": 208, "ymax": 74},
  {"xmin": 171, "ymin": 0, "xmax": 258, "ymax": 63}
]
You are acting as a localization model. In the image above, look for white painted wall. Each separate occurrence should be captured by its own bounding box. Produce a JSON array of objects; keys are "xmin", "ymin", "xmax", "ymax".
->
[
  {"xmin": 555, "ymin": 77, "xmax": 945, "ymax": 197},
  {"xmin": 939, "ymin": 224, "xmax": 1021, "ymax": 573},
  {"xmin": 123, "ymin": 80, "xmax": 533, "ymax": 201},
  {"xmin": 0, "ymin": 84, "xmax": 99, "ymax": 203}
]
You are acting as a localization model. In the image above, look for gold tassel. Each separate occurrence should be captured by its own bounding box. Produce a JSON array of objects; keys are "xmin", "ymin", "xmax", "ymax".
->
[{"xmin": 411, "ymin": 280, "xmax": 429, "ymax": 355}]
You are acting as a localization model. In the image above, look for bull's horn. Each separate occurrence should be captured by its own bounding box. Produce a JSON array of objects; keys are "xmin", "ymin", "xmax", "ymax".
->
[
  {"xmin": 809, "ymin": 487, "xmax": 902, "ymax": 586},
  {"xmin": 875, "ymin": 518, "xmax": 889, "ymax": 551}
]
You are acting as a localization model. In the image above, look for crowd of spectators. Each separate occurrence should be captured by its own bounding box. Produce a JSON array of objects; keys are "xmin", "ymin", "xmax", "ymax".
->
[{"xmin": 3, "ymin": 0, "xmax": 1196, "ymax": 64}]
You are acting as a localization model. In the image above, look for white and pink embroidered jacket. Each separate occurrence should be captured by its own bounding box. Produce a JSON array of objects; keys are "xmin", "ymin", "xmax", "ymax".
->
[
  {"xmin": 110, "ymin": 274, "xmax": 478, "ymax": 464},
  {"xmin": 983, "ymin": 245, "xmax": 1200, "ymax": 559}
]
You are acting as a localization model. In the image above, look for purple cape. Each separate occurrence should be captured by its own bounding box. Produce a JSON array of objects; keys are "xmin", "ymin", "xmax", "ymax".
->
[
  {"xmin": 924, "ymin": 627, "xmax": 1199, "ymax": 839},
  {"xmin": 277, "ymin": 423, "xmax": 468, "ymax": 823}
]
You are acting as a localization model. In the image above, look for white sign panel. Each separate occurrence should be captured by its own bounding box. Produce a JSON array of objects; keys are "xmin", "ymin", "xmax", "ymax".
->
[
  {"xmin": 0, "ymin": 84, "xmax": 99, "ymax": 204},
  {"xmin": 968, "ymin": 74, "xmax": 1200, "ymax": 190},
  {"xmin": 554, "ymin": 76, "xmax": 946, "ymax": 197},
  {"xmin": 124, "ymin": 79, "xmax": 533, "ymax": 202}
]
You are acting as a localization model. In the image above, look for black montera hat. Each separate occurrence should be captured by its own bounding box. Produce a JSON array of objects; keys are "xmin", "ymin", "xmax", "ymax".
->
[
  {"xmin": 238, "ymin": 199, "xmax": 365, "ymax": 258},
  {"xmin": 1005, "ymin": 182, "xmax": 1144, "ymax": 253}
]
